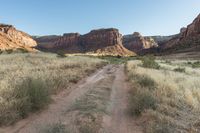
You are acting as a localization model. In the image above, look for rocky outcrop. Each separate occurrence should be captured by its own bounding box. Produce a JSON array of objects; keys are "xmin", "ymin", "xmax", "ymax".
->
[
  {"xmin": 180, "ymin": 14, "xmax": 200, "ymax": 39},
  {"xmin": 123, "ymin": 32, "xmax": 158, "ymax": 53},
  {"xmin": 161, "ymin": 14, "xmax": 200, "ymax": 52},
  {"xmin": 0, "ymin": 24, "xmax": 37, "ymax": 51},
  {"xmin": 36, "ymin": 28, "xmax": 135, "ymax": 56}
]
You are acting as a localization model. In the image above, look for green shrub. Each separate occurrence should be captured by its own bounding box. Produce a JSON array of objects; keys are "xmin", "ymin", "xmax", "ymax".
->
[
  {"xmin": 137, "ymin": 75, "xmax": 156, "ymax": 89},
  {"xmin": 129, "ymin": 90, "xmax": 157, "ymax": 116},
  {"xmin": 141, "ymin": 55, "xmax": 160, "ymax": 69},
  {"xmin": 173, "ymin": 67, "xmax": 185, "ymax": 73},
  {"xmin": 192, "ymin": 61, "xmax": 200, "ymax": 68},
  {"xmin": 99, "ymin": 56, "xmax": 136, "ymax": 64}
]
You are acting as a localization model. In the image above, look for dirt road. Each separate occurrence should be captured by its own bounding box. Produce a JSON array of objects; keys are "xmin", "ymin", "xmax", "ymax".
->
[
  {"xmin": 100, "ymin": 65, "xmax": 143, "ymax": 133},
  {"xmin": 0, "ymin": 65, "xmax": 142, "ymax": 133}
]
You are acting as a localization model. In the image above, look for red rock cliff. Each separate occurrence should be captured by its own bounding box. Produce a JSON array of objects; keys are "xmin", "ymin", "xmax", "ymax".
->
[
  {"xmin": 161, "ymin": 14, "xmax": 200, "ymax": 52},
  {"xmin": 36, "ymin": 28, "xmax": 134, "ymax": 56}
]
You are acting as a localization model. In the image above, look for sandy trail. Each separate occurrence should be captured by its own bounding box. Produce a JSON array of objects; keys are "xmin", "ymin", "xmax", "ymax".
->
[
  {"xmin": 0, "ymin": 65, "xmax": 142, "ymax": 133},
  {"xmin": 100, "ymin": 65, "xmax": 143, "ymax": 133}
]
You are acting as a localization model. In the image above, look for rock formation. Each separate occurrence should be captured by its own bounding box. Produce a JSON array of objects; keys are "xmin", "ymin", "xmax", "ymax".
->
[
  {"xmin": 161, "ymin": 14, "xmax": 200, "ymax": 52},
  {"xmin": 123, "ymin": 32, "xmax": 158, "ymax": 53},
  {"xmin": 0, "ymin": 24, "xmax": 37, "ymax": 51},
  {"xmin": 54, "ymin": 33, "xmax": 81, "ymax": 53},
  {"xmin": 180, "ymin": 14, "xmax": 200, "ymax": 38},
  {"xmin": 36, "ymin": 28, "xmax": 135, "ymax": 56},
  {"xmin": 34, "ymin": 35, "xmax": 60, "ymax": 50}
]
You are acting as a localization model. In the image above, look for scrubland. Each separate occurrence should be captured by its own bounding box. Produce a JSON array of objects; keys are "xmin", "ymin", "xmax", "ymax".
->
[
  {"xmin": 0, "ymin": 53, "xmax": 106, "ymax": 126},
  {"xmin": 126, "ymin": 57, "xmax": 200, "ymax": 133}
]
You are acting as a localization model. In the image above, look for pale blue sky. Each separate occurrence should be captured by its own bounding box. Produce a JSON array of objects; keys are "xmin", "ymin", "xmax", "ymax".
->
[{"xmin": 0, "ymin": 0, "xmax": 200, "ymax": 36}]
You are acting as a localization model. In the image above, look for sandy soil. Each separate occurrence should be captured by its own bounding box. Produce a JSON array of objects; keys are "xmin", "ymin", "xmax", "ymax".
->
[{"xmin": 0, "ymin": 65, "xmax": 143, "ymax": 133}]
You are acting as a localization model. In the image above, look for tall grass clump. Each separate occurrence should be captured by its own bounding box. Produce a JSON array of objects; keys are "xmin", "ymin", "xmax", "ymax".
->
[
  {"xmin": 129, "ymin": 90, "xmax": 157, "ymax": 116},
  {"xmin": 137, "ymin": 75, "xmax": 156, "ymax": 90},
  {"xmin": 16, "ymin": 78, "xmax": 50, "ymax": 111},
  {"xmin": 126, "ymin": 60, "xmax": 200, "ymax": 133},
  {"xmin": 0, "ymin": 77, "xmax": 50, "ymax": 125},
  {"xmin": 141, "ymin": 55, "xmax": 160, "ymax": 69}
]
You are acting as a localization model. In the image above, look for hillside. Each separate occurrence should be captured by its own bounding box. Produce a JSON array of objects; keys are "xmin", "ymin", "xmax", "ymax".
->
[{"xmin": 0, "ymin": 24, "xmax": 37, "ymax": 52}]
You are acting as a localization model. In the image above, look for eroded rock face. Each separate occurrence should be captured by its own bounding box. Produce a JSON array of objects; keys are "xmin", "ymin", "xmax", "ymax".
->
[
  {"xmin": 0, "ymin": 24, "xmax": 37, "ymax": 51},
  {"xmin": 36, "ymin": 28, "xmax": 134, "ymax": 56},
  {"xmin": 54, "ymin": 33, "xmax": 81, "ymax": 53},
  {"xmin": 181, "ymin": 14, "xmax": 200, "ymax": 38},
  {"xmin": 161, "ymin": 14, "xmax": 200, "ymax": 52},
  {"xmin": 123, "ymin": 32, "xmax": 158, "ymax": 53}
]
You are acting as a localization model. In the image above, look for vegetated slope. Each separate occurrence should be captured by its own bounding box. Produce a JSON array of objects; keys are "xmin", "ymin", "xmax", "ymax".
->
[
  {"xmin": 161, "ymin": 13, "xmax": 200, "ymax": 53},
  {"xmin": 0, "ymin": 24, "xmax": 37, "ymax": 52},
  {"xmin": 35, "ymin": 28, "xmax": 135, "ymax": 56}
]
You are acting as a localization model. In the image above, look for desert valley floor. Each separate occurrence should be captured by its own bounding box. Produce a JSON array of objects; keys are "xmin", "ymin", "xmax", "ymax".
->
[{"xmin": 0, "ymin": 53, "xmax": 200, "ymax": 133}]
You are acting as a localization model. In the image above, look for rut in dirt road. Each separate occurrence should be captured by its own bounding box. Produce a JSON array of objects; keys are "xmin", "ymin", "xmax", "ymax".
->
[
  {"xmin": 100, "ymin": 65, "xmax": 143, "ymax": 133},
  {"xmin": 0, "ymin": 65, "xmax": 143, "ymax": 133}
]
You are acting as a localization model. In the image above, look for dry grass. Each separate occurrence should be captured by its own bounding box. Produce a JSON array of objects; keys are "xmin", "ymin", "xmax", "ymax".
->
[
  {"xmin": 0, "ymin": 53, "xmax": 107, "ymax": 126},
  {"xmin": 126, "ymin": 60, "xmax": 200, "ymax": 133}
]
